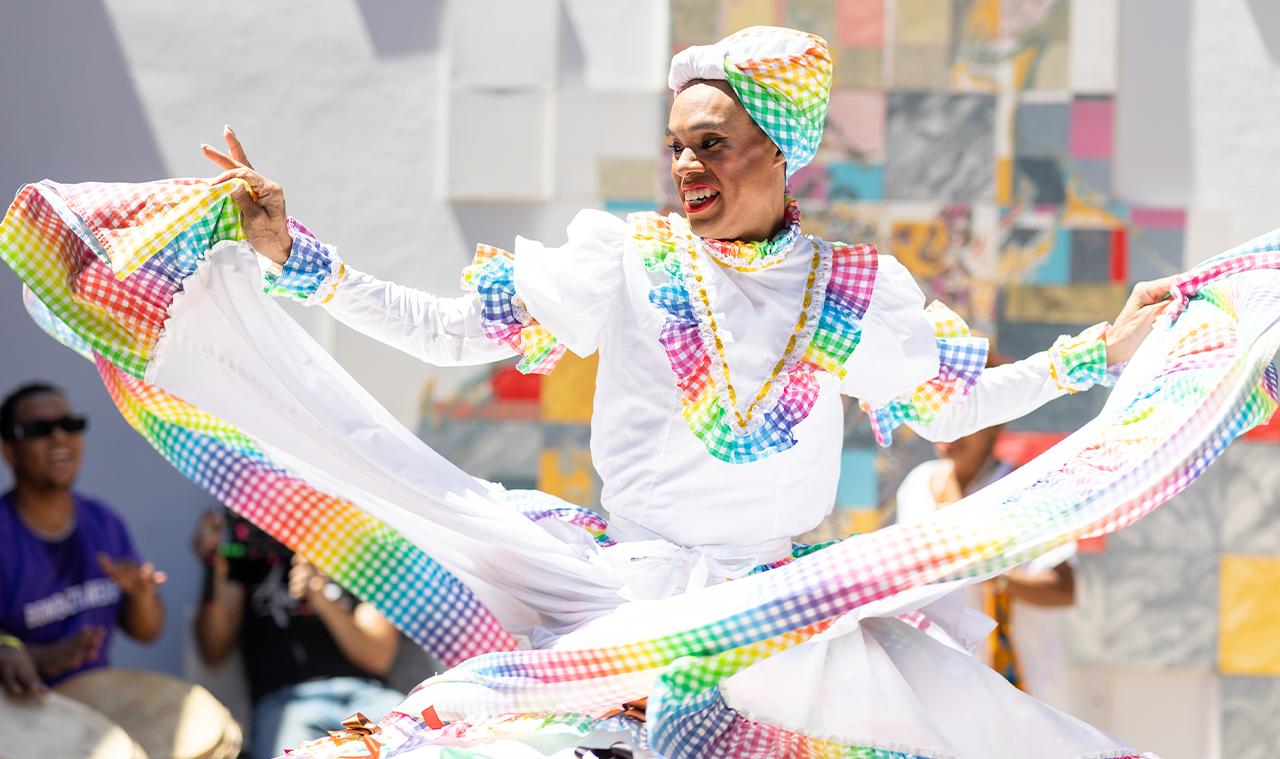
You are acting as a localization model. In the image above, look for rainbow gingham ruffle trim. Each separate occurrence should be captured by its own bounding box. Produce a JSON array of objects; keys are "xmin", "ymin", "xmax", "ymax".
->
[
  {"xmin": 462, "ymin": 244, "xmax": 567, "ymax": 375},
  {"xmin": 861, "ymin": 300, "xmax": 989, "ymax": 447},
  {"xmin": 1048, "ymin": 321, "xmax": 1112, "ymax": 393},
  {"xmin": 1, "ymin": 180, "xmax": 521, "ymax": 667},
  {"xmin": 630, "ymin": 211, "xmax": 876, "ymax": 464},
  {"xmin": 263, "ymin": 217, "xmax": 346, "ymax": 303}
]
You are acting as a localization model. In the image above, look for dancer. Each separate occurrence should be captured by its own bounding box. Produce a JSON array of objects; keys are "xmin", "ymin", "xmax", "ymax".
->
[
  {"xmin": 193, "ymin": 26, "xmax": 1165, "ymax": 758},
  {"xmin": 5, "ymin": 25, "xmax": 1278, "ymax": 759}
]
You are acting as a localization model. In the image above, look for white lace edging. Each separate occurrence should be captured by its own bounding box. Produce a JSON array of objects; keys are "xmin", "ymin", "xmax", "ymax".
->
[{"xmin": 309, "ymin": 256, "xmax": 346, "ymax": 305}]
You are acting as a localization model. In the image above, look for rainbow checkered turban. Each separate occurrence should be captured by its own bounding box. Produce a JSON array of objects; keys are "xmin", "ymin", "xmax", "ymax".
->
[{"xmin": 669, "ymin": 26, "xmax": 832, "ymax": 179}]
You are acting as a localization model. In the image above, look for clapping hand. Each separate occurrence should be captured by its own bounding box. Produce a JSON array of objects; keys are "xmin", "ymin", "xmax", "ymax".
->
[
  {"xmin": 26, "ymin": 626, "xmax": 107, "ymax": 679},
  {"xmin": 97, "ymin": 553, "xmax": 167, "ymax": 598}
]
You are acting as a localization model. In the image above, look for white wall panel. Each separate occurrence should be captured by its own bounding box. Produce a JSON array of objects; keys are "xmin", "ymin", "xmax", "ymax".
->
[
  {"xmin": 1069, "ymin": 0, "xmax": 1119, "ymax": 93},
  {"xmin": 563, "ymin": 0, "xmax": 668, "ymax": 91},
  {"xmin": 448, "ymin": 0, "xmax": 558, "ymax": 88},
  {"xmin": 445, "ymin": 90, "xmax": 553, "ymax": 200}
]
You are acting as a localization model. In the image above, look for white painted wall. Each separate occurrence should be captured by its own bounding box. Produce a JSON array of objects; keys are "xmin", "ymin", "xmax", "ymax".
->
[
  {"xmin": 101, "ymin": 0, "xmax": 666, "ymax": 428},
  {"xmin": 0, "ymin": 0, "xmax": 666, "ymax": 679}
]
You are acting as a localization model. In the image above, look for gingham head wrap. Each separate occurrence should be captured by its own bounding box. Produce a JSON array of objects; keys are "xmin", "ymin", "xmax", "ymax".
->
[{"xmin": 669, "ymin": 27, "xmax": 832, "ymax": 179}]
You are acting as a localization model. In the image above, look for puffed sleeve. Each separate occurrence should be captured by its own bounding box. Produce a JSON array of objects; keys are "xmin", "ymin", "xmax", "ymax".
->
[
  {"xmin": 841, "ymin": 254, "xmax": 988, "ymax": 445},
  {"xmin": 512, "ymin": 209, "xmax": 627, "ymax": 359}
]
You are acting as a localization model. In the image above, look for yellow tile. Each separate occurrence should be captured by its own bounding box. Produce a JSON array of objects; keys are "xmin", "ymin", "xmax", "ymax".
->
[
  {"xmin": 833, "ymin": 46, "xmax": 883, "ymax": 89},
  {"xmin": 890, "ymin": 220, "xmax": 949, "ymax": 277},
  {"xmin": 1003, "ymin": 284, "xmax": 1129, "ymax": 324},
  {"xmin": 1221, "ymin": 554, "xmax": 1280, "ymax": 675},
  {"xmin": 726, "ymin": 0, "xmax": 778, "ymax": 34},
  {"xmin": 541, "ymin": 351, "xmax": 599, "ymax": 423},
  {"xmin": 672, "ymin": 0, "xmax": 720, "ymax": 45},
  {"xmin": 599, "ymin": 158, "xmax": 657, "ymax": 202},
  {"xmin": 537, "ymin": 449, "xmax": 598, "ymax": 508},
  {"xmin": 896, "ymin": 0, "xmax": 951, "ymax": 46},
  {"xmin": 1031, "ymin": 40, "xmax": 1070, "ymax": 90},
  {"xmin": 892, "ymin": 45, "xmax": 950, "ymax": 90},
  {"xmin": 996, "ymin": 156, "xmax": 1012, "ymax": 205},
  {"xmin": 956, "ymin": 0, "xmax": 1000, "ymax": 44},
  {"xmin": 842, "ymin": 509, "xmax": 883, "ymax": 535}
]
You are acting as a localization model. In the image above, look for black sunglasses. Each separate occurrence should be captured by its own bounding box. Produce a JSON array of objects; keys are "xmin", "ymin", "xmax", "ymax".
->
[{"xmin": 9, "ymin": 415, "xmax": 88, "ymax": 441}]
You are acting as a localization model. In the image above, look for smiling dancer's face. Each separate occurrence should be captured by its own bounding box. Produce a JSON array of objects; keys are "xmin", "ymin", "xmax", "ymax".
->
[{"xmin": 666, "ymin": 81, "xmax": 788, "ymax": 242}]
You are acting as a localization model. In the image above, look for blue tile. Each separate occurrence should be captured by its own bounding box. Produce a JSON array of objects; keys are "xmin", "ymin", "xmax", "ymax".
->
[
  {"xmin": 1129, "ymin": 228, "xmax": 1183, "ymax": 282},
  {"xmin": 604, "ymin": 199, "xmax": 656, "ymax": 216},
  {"xmin": 1032, "ymin": 228, "xmax": 1071, "ymax": 284},
  {"xmin": 836, "ymin": 448, "xmax": 879, "ymax": 508},
  {"xmin": 828, "ymin": 162, "xmax": 884, "ymax": 200},
  {"xmin": 1071, "ymin": 228, "xmax": 1112, "ymax": 283},
  {"xmin": 1014, "ymin": 156, "xmax": 1066, "ymax": 204},
  {"xmin": 1016, "ymin": 102, "xmax": 1071, "ymax": 159},
  {"xmin": 1075, "ymin": 158, "xmax": 1112, "ymax": 196}
]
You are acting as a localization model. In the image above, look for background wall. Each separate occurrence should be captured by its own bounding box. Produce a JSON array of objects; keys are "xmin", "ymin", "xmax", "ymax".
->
[{"xmin": 5, "ymin": 1, "xmax": 1280, "ymax": 757}]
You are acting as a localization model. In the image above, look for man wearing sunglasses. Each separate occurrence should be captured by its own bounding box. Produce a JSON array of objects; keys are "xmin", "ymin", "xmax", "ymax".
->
[{"xmin": 0, "ymin": 383, "xmax": 166, "ymax": 695}]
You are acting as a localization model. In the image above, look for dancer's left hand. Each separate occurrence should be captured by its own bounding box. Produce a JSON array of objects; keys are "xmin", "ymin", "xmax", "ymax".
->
[
  {"xmin": 202, "ymin": 126, "xmax": 294, "ymax": 265},
  {"xmin": 1106, "ymin": 277, "xmax": 1175, "ymax": 365}
]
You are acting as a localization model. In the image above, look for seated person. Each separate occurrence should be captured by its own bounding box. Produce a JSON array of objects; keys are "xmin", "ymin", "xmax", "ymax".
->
[
  {"xmin": 0, "ymin": 383, "xmax": 166, "ymax": 695},
  {"xmin": 192, "ymin": 508, "xmax": 405, "ymax": 759},
  {"xmin": 896, "ymin": 419, "xmax": 1077, "ymax": 709}
]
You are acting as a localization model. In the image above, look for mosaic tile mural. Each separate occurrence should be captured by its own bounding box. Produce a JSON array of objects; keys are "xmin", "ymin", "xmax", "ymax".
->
[{"xmin": 416, "ymin": 2, "xmax": 1280, "ymax": 754}]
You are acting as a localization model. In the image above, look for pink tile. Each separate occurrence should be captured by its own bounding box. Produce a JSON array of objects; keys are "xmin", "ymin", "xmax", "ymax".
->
[
  {"xmin": 788, "ymin": 162, "xmax": 828, "ymax": 200},
  {"xmin": 838, "ymin": 0, "xmax": 884, "ymax": 47},
  {"xmin": 825, "ymin": 90, "xmax": 885, "ymax": 163},
  {"xmin": 1130, "ymin": 207, "xmax": 1186, "ymax": 230},
  {"xmin": 1070, "ymin": 98, "xmax": 1114, "ymax": 159}
]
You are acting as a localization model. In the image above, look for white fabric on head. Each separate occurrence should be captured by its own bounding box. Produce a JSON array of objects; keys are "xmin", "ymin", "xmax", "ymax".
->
[{"xmin": 668, "ymin": 30, "xmax": 823, "ymax": 92}]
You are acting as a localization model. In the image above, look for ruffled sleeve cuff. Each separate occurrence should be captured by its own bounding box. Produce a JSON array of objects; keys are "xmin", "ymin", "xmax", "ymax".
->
[
  {"xmin": 1047, "ymin": 322, "xmax": 1117, "ymax": 392},
  {"xmin": 264, "ymin": 218, "xmax": 345, "ymax": 304},
  {"xmin": 860, "ymin": 301, "xmax": 989, "ymax": 446},
  {"xmin": 461, "ymin": 244, "xmax": 566, "ymax": 375}
]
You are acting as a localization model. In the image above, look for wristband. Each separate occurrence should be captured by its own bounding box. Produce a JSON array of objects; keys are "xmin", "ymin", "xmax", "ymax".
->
[{"xmin": 0, "ymin": 635, "xmax": 25, "ymax": 651}]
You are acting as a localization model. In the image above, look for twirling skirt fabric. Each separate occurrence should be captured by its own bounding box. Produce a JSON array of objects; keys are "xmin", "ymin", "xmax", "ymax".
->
[{"xmin": 5, "ymin": 179, "xmax": 1280, "ymax": 759}]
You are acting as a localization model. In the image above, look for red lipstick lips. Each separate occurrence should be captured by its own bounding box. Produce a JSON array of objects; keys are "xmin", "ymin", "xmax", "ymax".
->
[{"xmin": 681, "ymin": 183, "xmax": 720, "ymax": 213}]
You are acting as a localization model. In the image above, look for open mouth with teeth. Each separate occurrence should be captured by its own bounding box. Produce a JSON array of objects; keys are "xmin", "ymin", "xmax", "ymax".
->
[{"xmin": 682, "ymin": 184, "xmax": 720, "ymax": 213}]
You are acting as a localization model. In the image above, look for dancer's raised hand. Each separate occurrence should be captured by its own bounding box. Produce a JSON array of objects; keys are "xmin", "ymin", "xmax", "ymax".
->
[
  {"xmin": 202, "ymin": 125, "xmax": 293, "ymax": 265},
  {"xmin": 1106, "ymin": 276, "xmax": 1176, "ymax": 365}
]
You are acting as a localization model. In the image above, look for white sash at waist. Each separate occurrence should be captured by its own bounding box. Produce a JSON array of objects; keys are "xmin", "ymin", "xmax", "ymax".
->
[{"xmin": 602, "ymin": 515, "xmax": 793, "ymax": 601}]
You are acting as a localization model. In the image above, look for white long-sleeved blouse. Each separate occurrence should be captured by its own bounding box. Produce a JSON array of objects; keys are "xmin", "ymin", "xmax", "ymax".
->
[{"xmin": 275, "ymin": 210, "xmax": 1112, "ymax": 557}]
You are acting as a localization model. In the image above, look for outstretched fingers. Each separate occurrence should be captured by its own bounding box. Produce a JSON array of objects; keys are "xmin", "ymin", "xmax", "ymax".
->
[{"xmin": 223, "ymin": 125, "xmax": 254, "ymax": 169}]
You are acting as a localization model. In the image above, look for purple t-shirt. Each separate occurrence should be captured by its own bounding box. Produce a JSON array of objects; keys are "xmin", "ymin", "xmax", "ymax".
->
[{"xmin": 0, "ymin": 491, "xmax": 140, "ymax": 684}]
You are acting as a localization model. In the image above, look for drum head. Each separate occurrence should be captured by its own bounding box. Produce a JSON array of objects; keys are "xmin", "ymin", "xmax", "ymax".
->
[
  {"xmin": 0, "ymin": 690, "xmax": 146, "ymax": 759},
  {"xmin": 55, "ymin": 669, "xmax": 239, "ymax": 759}
]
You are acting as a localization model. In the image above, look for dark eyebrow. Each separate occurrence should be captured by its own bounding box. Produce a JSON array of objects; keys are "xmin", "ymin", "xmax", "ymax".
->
[{"xmin": 666, "ymin": 120, "xmax": 728, "ymax": 138}]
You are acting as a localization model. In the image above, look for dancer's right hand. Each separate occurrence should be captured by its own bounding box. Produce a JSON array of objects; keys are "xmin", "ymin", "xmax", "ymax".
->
[{"xmin": 202, "ymin": 125, "xmax": 294, "ymax": 265}]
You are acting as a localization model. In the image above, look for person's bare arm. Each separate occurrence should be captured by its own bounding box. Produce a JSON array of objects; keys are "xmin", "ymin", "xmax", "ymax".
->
[
  {"xmin": 289, "ymin": 557, "xmax": 400, "ymax": 676},
  {"xmin": 1004, "ymin": 562, "xmax": 1075, "ymax": 607},
  {"xmin": 195, "ymin": 567, "xmax": 245, "ymax": 666},
  {"xmin": 189, "ymin": 509, "xmax": 243, "ymax": 665}
]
